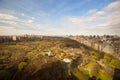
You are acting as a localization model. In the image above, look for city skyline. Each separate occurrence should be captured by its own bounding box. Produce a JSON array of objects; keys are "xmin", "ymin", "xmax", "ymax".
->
[{"xmin": 0, "ymin": 0, "xmax": 120, "ymax": 36}]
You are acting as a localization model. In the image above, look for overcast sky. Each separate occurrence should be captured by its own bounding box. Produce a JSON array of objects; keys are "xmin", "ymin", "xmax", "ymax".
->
[{"xmin": 0, "ymin": 0, "xmax": 120, "ymax": 35}]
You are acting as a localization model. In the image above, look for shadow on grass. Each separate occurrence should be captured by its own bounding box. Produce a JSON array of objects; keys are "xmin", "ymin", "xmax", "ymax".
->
[
  {"xmin": 30, "ymin": 61, "xmax": 78, "ymax": 80},
  {"xmin": 0, "ymin": 61, "xmax": 78, "ymax": 80},
  {"xmin": 113, "ymin": 68, "xmax": 120, "ymax": 80}
]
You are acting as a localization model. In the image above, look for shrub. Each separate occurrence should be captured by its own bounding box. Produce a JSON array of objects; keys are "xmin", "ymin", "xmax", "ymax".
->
[
  {"xmin": 83, "ymin": 70, "xmax": 89, "ymax": 75},
  {"xmin": 86, "ymin": 61, "xmax": 101, "ymax": 77},
  {"xmin": 110, "ymin": 59, "xmax": 120, "ymax": 69},
  {"xmin": 18, "ymin": 62, "xmax": 27, "ymax": 71},
  {"xmin": 97, "ymin": 70, "xmax": 110, "ymax": 80},
  {"xmin": 91, "ymin": 51, "xmax": 101, "ymax": 60},
  {"xmin": 103, "ymin": 54, "xmax": 112, "ymax": 63}
]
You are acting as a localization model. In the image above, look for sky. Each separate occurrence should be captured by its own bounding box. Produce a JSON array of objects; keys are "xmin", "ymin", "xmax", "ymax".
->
[{"xmin": 0, "ymin": 0, "xmax": 120, "ymax": 36}]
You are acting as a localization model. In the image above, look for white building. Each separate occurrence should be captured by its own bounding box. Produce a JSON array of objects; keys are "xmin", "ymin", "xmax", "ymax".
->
[{"xmin": 12, "ymin": 36, "xmax": 17, "ymax": 41}]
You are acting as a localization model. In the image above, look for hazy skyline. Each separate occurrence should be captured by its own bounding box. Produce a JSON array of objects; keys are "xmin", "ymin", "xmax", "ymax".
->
[{"xmin": 0, "ymin": 0, "xmax": 120, "ymax": 35}]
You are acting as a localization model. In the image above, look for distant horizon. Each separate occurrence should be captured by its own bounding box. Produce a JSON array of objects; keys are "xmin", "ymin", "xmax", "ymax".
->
[
  {"xmin": 0, "ymin": 34, "xmax": 120, "ymax": 37},
  {"xmin": 0, "ymin": 0, "xmax": 120, "ymax": 35}
]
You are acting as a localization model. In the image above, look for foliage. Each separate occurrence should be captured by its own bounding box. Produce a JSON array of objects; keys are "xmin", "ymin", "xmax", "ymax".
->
[
  {"xmin": 72, "ymin": 68, "xmax": 89, "ymax": 80},
  {"xmin": 60, "ymin": 51, "xmax": 65, "ymax": 57},
  {"xmin": 18, "ymin": 62, "xmax": 27, "ymax": 71},
  {"xmin": 86, "ymin": 61, "xmax": 101, "ymax": 77},
  {"xmin": 110, "ymin": 59, "xmax": 120, "ymax": 69},
  {"xmin": 97, "ymin": 70, "xmax": 111, "ymax": 80},
  {"xmin": 0, "ymin": 38, "xmax": 119, "ymax": 80},
  {"xmin": 82, "ymin": 70, "xmax": 89, "ymax": 75},
  {"xmin": 91, "ymin": 51, "xmax": 101, "ymax": 60},
  {"xmin": 103, "ymin": 54, "xmax": 112, "ymax": 63},
  {"xmin": 39, "ymin": 52, "xmax": 46, "ymax": 56}
]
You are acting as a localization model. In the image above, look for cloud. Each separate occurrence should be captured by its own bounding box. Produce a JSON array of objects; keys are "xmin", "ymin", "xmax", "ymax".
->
[
  {"xmin": 64, "ymin": 0, "xmax": 120, "ymax": 35},
  {"xmin": 0, "ymin": 20, "xmax": 17, "ymax": 25},
  {"xmin": 28, "ymin": 19, "xmax": 33, "ymax": 23},
  {"xmin": 0, "ymin": 0, "xmax": 120, "ymax": 35},
  {"xmin": 88, "ymin": 9, "xmax": 97, "ymax": 14},
  {"xmin": 31, "ymin": 17, "xmax": 35, "ymax": 20},
  {"xmin": 66, "ymin": 17, "xmax": 84, "ymax": 24},
  {"xmin": 0, "ymin": 13, "xmax": 18, "ymax": 20},
  {"xmin": 0, "ymin": 12, "xmax": 63, "ymax": 35},
  {"xmin": 0, "ymin": 13, "xmax": 18, "ymax": 26},
  {"xmin": 0, "ymin": 26, "xmax": 40, "ymax": 35},
  {"xmin": 104, "ymin": 0, "xmax": 120, "ymax": 11},
  {"xmin": 21, "ymin": 13, "xmax": 25, "ymax": 16},
  {"xmin": 65, "ymin": 9, "xmax": 106, "ymax": 25},
  {"xmin": 27, "ymin": 17, "xmax": 35, "ymax": 23}
]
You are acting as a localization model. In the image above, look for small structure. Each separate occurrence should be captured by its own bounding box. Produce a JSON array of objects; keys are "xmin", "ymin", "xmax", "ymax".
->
[
  {"xmin": 43, "ymin": 50, "xmax": 53, "ymax": 57},
  {"xmin": 12, "ymin": 36, "xmax": 17, "ymax": 41},
  {"xmin": 63, "ymin": 58, "xmax": 72, "ymax": 63},
  {"xmin": 60, "ymin": 52, "xmax": 65, "ymax": 57}
]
